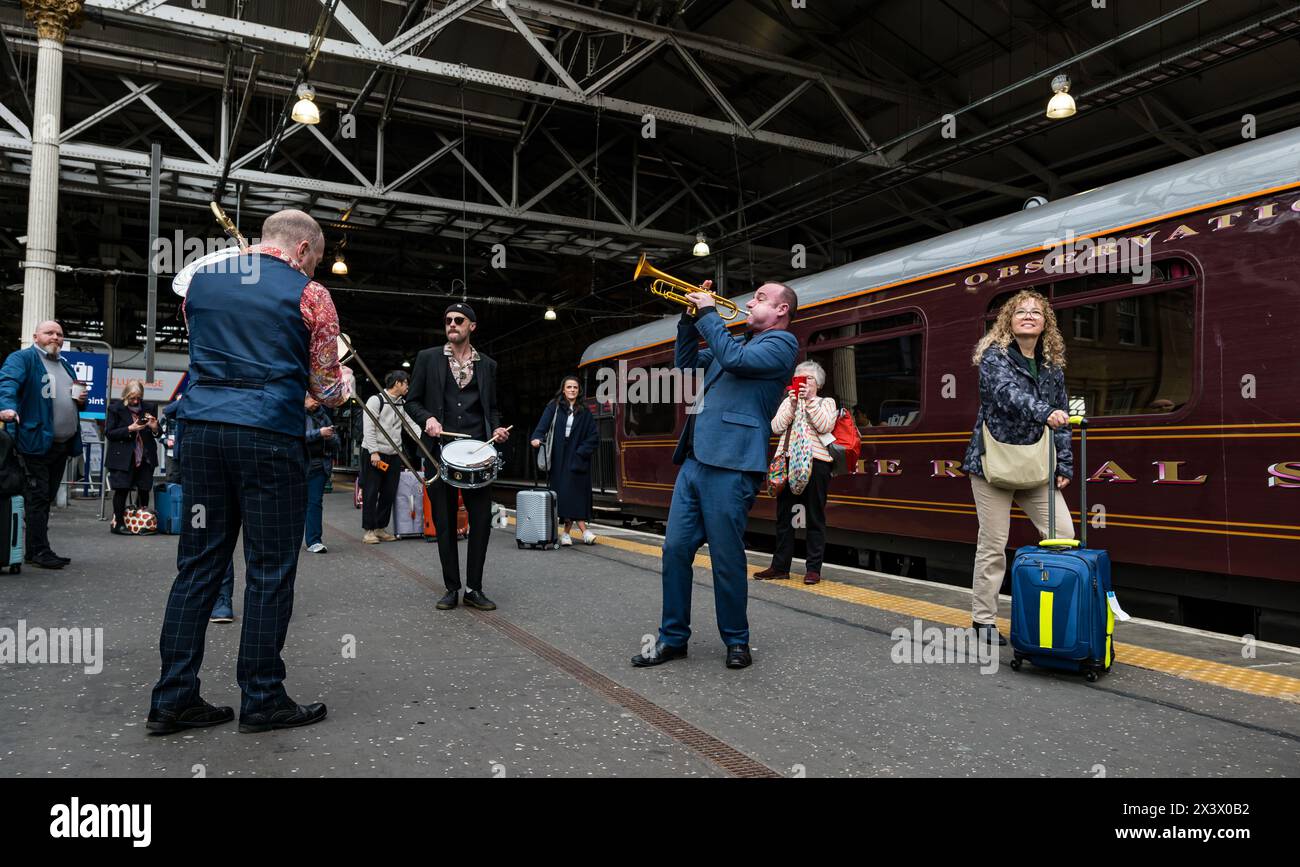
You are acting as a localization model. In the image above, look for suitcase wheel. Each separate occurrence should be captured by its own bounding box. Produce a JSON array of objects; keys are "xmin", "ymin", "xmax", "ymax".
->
[
  {"xmin": 1009, "ymin": 657, "xmax": 1022, "ymax": 672},
  {"xmin": 9, "ymin": 564, "xmax": 18, "ymax": 574},
  {"xmin": 517, "ymin": 540, "xmax": 524, "ymax": 549},
  {"xmin": 1085, "ymin": 669, "xmax": 1099, "ymax": 683}
]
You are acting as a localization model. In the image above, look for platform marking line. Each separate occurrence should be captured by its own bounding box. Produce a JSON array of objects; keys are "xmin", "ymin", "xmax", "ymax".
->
[
  {"xmin": 587, "ymin": 533, "xmax": 1300, "ymax": 704},
  {"xmin": 324, "ymin": 519, "xmax": 782, "ymax": 779}
]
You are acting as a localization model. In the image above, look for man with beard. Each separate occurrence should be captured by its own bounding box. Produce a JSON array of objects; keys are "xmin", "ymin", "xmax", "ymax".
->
[
  {"xmin": 0, "ymin": 320, "xmax": 86, "ymax": 569},
  {"xmin": 405, "ymin": 302, "xmax": 511, "ymax": 611}
]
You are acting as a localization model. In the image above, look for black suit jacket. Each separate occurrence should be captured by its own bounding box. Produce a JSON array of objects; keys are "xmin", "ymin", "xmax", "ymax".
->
[
  {"xmin": 404, "ymin": 346, "xmax": 501, "ymax": 462},
  {"xmin": 104, "ymin": 400, "xmax": 161, "ymax": 472}
]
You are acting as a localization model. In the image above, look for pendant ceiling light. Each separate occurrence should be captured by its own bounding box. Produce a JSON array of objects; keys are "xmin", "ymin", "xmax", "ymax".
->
[{"xmin": 1046, "ymin": 74, "xmax": 1076, "ymax": 119}]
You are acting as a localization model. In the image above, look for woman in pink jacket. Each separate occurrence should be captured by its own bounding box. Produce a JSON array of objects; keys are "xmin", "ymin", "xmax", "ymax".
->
[{"xmin": 755, "ymin": 360, "xmax": 838, "ymax": 585}]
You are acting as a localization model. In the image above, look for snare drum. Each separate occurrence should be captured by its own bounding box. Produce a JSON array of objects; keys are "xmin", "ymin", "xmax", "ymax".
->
[{"xmin": 439, "ymin": 438, "xmax": 503, "ymax": 489}]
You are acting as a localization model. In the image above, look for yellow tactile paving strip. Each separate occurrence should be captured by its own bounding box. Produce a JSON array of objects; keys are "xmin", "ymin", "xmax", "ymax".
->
[{"xmin": 575, "ymin": 530, "xmax": 1300, "ymax": 704}]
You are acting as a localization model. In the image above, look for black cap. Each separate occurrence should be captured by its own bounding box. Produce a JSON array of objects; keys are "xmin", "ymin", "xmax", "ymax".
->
[{"xmin": 445, "ymin": 302, "xmax": 477, "ymax": 323}]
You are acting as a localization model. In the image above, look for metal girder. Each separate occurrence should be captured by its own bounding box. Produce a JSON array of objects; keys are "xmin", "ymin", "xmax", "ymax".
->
[
  {"xmin": 0, "ymin": 100, "xmax": 29, "ymax": 140},
  {"xmin": 80, "ymin": 0, "xmax": 994, "ymax": 173},
  {"xmin": 386, "ymin": 0, "xmax": 488, "ymax": 55},
  {"xmin": 540, "ymin": 129, "xmax": 630, "ymax": 230},
  {"xmin": 493, "ymin": 0, "xmax": 581, "ymax": 93},
  {"xmin": 670, "ymin": 38, "xmax": 750, "ymax": 134},
  {"xmin": 519, "ymin": 137, "xmax": 618, "ymax": 211},
  {"xmin": 382, "ymin": 137, "xmax": 461, "ymax": 194},
  {"xmin": 59, "ymin": 80, "xmax": 159, "ymax": 144},
  {"xmin": 750, "ymin": 80, "xmax": 813, "ymax": 131},
  {"xmin": 121, "ymin": 76, "xmax": 216, "ymax": 166},
  {"xmin": 0, "ymin": 131, "xmax": 696, "ymax": 246},
  {"xmin": 306, "ymin": 123, "xmax": 374, "ymax": 188},
  {"xmin": 581, "ymin": 36, "xmax": 662, "ymax": 97},
  {"xmin": 437, "ymin": 132, "xmax": 509, "ymax": 208},
  {"xmin": 329, "ymin": 0, "xmax": 385, "ymax": 53}
]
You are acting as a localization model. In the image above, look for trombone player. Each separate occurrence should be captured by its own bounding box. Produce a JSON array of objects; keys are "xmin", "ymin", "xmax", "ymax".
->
[
  {"xmin": 631, "ymin": 272, "xmax": 799, "ymax": 670},
  {"xmin": 148, "ymin": 208, "xmax": 353, "ymax": 735}
]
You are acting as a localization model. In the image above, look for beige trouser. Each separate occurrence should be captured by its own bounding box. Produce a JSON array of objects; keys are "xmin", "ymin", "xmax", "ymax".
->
[{"xmin": 970, "ymin": 473, "xmax": 1075, "ymax": 624}]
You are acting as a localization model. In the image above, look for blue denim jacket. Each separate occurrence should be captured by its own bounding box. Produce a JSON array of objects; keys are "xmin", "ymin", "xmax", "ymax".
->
[{"xmin": 962, "ymin": 345, "xmax": 1073, "ymax": 481}]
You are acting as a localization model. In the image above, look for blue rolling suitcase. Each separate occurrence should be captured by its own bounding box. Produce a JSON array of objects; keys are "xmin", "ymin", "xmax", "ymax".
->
[
  {"xmin": 1009, "ymin": 417, "xmax": 1118, "ymax": 682},
  {"xmin": 154, "ymin": 482, "xmax": 183, "ymax": 535},
  {"xmin": 1, "ymin": 495, "xmax": 23, "ymax": 574}
]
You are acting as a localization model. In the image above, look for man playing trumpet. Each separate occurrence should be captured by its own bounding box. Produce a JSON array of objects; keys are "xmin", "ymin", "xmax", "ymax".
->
[{"xmin": 632, "ymin": 279, "xmax": 798, "ymax": 670}]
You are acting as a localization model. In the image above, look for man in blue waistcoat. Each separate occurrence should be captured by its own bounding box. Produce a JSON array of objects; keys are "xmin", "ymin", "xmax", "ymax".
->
[
  {"xmin": 146, "ymin": 209, "xmax": 352, "ymax": 735},
  {"xmin": 632, "ymin": 281, "xmax": 799, "ymax": 670}
]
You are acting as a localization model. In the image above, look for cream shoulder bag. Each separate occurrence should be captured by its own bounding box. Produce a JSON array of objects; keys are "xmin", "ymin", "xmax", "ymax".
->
[{"xmin": 981, "ymin": 423, "xmax": 1051, "ymax": 490}]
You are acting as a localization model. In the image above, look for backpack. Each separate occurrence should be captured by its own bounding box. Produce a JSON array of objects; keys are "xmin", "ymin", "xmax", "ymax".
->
[
  {"xmin": 827, "ymin": 409, "xmax": 862, "ymax": 476},
  {"xmin": 0, "ymin": 426, "xmax": 23, "ymax": 497}
]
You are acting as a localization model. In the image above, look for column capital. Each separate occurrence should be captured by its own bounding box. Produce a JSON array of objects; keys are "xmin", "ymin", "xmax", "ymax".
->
[{"xmin": 21, "ymin": 0, "xmax": 85, "ymax": 42}]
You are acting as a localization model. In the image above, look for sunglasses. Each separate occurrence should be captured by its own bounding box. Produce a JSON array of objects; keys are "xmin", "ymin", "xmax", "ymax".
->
[{"xmin": 445, "ymin": 315, "xmax": 467, "ymax": 325}]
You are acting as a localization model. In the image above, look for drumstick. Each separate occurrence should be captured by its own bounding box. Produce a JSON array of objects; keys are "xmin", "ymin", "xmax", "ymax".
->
[
  {"xmin": 468, "ymin": 426, "xmax": 512, "ymax": 455},
  {"xmin": 438, "ymin": 431, "xmax": 471, "ymax": 439}
]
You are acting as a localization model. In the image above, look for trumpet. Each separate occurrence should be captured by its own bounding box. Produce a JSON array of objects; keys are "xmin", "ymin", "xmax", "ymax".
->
[{"xmin": 634, "ymin": 253, "xmax": 741, "ymax": 321}]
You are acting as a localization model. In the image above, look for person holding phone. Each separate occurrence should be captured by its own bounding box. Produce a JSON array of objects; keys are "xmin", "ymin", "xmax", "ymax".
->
[
  {"xmin": 304, "ymin": 392, "xmax": 339, "ymax": 553},
  {"xmin": 105, "ymin": 380, "xmax": 162, "ymax": 534},
  {"xmin": 360, "ymin": 369, "xmax": 419, "ymax": 544},
  {"xmin": 755, "ymin": 360, "xmax": 838, "ymax": 585}
]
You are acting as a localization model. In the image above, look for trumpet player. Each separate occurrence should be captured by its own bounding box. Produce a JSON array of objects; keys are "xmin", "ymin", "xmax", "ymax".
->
[
  {"xmin": 148, "ymin": 209, "xmax": 353, "ymax": 736},
  {"xmin": 632, "ymin": 279, "xmax": 798, "ymax": 671}
]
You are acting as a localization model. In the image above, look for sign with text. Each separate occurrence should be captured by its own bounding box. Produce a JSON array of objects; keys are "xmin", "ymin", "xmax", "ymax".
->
[{"xmin": 62, "ymin": 350, "xmax": 109, "ymax": 420}]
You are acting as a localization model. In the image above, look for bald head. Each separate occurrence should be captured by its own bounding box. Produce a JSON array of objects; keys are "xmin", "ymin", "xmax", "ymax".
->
[
  {"xmin": 261, "ymin": 209, "xmax": 325, "ymax": 275},
  {"xmin": 32, "ymin": 320, "xmax": 65, "ymax": 356}
]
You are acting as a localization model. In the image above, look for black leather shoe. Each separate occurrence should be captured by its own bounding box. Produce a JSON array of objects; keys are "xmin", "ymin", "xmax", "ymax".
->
[
  {"xmin": 463, "ymin": 589, "xmax": 496, "ymax": 611},
  {"xmin": 631, "ymin": 640, "xmax": 688, "ymax": 667},
  {"xmin": 436, "ymin": 590, "xmax": 459, "ymax": 610},
  {"xmin": 29, "ymin": 552, "xmax": 64, "ymax": 569},
  {"xmin": 239, "ymin": 700, "xmax": 327, "ymax": 733},
  {"xmin": 974, "ymin": 622, "xmax": 1008, "ymax": 646},
  {"xmin": 146, "ymin": 699, "xmax": 235, "ymax": 735},
  {"xmin": 725, "ymin": 644, "xmax": 753, "ymax": 669},
  {"xmin": 47, "ymin": 551, "xmax": 71, "ymax": 565}
]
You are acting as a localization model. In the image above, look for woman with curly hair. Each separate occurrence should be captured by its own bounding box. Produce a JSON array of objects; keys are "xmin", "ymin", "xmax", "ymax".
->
[{"xmin": 962, "ymin": 290, "xmax": 1075, "ymax": 645}]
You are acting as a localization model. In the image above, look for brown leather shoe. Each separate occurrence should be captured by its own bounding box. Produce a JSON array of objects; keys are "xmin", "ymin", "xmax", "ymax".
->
[
  {"xmin": 754, "ymin": 566, "xmax": 790, "ymax": 580},
  {"xmin": 803, "ymin": 571, "xmax": 821, "ymax": 585}
]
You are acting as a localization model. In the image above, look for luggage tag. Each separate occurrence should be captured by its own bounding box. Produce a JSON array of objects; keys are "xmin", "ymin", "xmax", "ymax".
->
[{"xmin": 1106, "ymin": 591, "xmax": 1131, "ymax": 622}]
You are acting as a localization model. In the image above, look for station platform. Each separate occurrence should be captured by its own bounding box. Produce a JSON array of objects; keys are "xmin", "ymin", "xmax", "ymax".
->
[{"xmin": 2, "ymin": 491, "xmax": 1298, "ymax": 778}]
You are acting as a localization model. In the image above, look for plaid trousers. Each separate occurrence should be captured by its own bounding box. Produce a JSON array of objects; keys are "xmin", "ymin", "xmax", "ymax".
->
[{"xmin": 150, "ymin": 421, "xmax": 308, "ymax": 716}]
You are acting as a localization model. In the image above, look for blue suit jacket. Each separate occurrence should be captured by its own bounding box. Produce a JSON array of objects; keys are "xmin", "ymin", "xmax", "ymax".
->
[
  {"xmin": 672, "ymin": 310, "xmax": 799, "ymax": 473},
  {"xmin": 0, "ymin": 345, "xmax": 84, "ymax": 456}
]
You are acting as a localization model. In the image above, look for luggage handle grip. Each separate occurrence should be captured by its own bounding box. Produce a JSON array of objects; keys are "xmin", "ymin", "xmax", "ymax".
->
[{"xmin": 1045, "ymin": 415, "xmax": 1087, "ymax": 548}]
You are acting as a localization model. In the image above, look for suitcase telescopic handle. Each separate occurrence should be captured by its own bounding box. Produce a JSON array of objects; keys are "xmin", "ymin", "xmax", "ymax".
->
[{"xmin": 1040, "ymin": 415, "xmax": 1087, "ymax": 549}]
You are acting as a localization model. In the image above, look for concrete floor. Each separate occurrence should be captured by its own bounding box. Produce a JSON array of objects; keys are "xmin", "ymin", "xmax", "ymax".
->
[{"xmin": 1, "ymin": 492, "xmax": 1297, "ymax": 778}]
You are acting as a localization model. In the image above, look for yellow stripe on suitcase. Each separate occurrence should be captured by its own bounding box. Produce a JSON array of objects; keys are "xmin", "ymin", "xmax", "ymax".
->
[{"xmin": 1039, "ymin": 591, "xmax": 1054, "ymax": 648}]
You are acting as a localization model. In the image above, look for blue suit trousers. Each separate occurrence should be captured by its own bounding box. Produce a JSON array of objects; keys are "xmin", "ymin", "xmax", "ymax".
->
[
  {"xmin": 659, "ymin": 457, "xmax": 763, "ymax": 648},
  {"xmin": 150, "ymin": 421, "xmax": 307, "ymax": 716}
]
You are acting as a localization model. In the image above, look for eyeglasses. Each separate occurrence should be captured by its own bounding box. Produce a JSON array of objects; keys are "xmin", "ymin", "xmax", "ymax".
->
[
  {"xmin": 445, "ymin": 315, "xmax": 467, "ymax": 325},
  {"xmin": 1013, "ymin": 309, "xmax": 1044, "ymax": 320}
]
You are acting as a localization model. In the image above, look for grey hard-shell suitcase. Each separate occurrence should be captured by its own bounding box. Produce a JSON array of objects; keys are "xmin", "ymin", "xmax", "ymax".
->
[
  {"xmin": 391, "ymin": 469, "xmax": 425, "ymax": 539},
  {"xmin": 1, "ymin": 494, "xmax": 23, "ymax": 573},
  {"xmin": 516, "ymin": 462, "xmax": 558, "ymax": 549}
]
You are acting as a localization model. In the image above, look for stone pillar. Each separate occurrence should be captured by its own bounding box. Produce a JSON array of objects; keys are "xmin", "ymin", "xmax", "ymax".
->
[{"xmin": 18, "ymin": 0, "xmax": 83, "ymax": 347}]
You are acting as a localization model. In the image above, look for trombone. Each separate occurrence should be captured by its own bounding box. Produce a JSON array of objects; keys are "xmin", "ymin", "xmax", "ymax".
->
[{"xmin": 634, "ymin": 253, "xmax": 741, "ymax": 321}]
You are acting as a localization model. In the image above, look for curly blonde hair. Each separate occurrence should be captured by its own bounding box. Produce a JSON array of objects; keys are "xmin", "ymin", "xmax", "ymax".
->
[{"xmin": 971, "ymin": 290, "xmax": 1066, "ymax": 368}]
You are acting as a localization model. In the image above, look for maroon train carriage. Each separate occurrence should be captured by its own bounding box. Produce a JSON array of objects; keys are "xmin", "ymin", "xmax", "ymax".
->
[{"xmin": 580, "ymin": 126, "xmax": 1300, "ymax": 644}]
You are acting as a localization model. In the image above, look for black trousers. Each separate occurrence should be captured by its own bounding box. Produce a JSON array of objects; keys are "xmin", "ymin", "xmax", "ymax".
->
[
  {"xmin": 111, "ymin": 462, "xmax": 154, "ymax": 527},
  {"xmin": 20, "ymin": 441, "xmax": 72, "ymax": 558},
  {"xmin": 360, "ymin": 448, "xmax": 401, "ymax": 530},
  {"xmin": 429, "ymin": 478, "xmax": 492, "ymax": 593},
  {"xmin": 772, "ymin": 459, "xmax": 832, "ymax": 573}
]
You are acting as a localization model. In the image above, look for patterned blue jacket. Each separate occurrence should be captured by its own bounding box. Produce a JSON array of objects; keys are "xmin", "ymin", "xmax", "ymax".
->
[{"xmin": 962, "ymin": 345, "xmax": 1074, "ymax": 482}]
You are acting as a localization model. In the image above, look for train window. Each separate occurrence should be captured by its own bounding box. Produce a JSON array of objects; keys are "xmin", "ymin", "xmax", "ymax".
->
[
  {"xmin": 1058, "ymin": 286, "xmax": 1194, "ymax": 417},
  {"xmin": 808, "ymin": 313, "xmax": 923, "ymax": 430},
  {"xmin": 621, "ymin": 365, "xmax": 678, "ymax": 437}
]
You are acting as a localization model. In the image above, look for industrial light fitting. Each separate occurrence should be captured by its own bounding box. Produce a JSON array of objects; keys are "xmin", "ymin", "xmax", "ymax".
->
[
  {"xmin": 544, "ymin": 307, "xmax": 557, "ymax": 321},
  {"xmin": 331, "ymin": 252, "xmax": 348, "ymax": 276},
  {"xmin": 692, "ymin": 234, "xmax": 710, "ymax": 257},
  {"xmin": 292, "ymin": 83, "xmax": 321, "ymax": 125},
  {"xmin": 1045, "ymin": 74, "xmax": 1076, "ymax": 119}
]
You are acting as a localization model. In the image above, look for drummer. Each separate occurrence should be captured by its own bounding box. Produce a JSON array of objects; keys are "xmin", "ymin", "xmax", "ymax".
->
[{"xmin": 405, "ymin": 302, "xmax": 511, "ymax": 612}]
